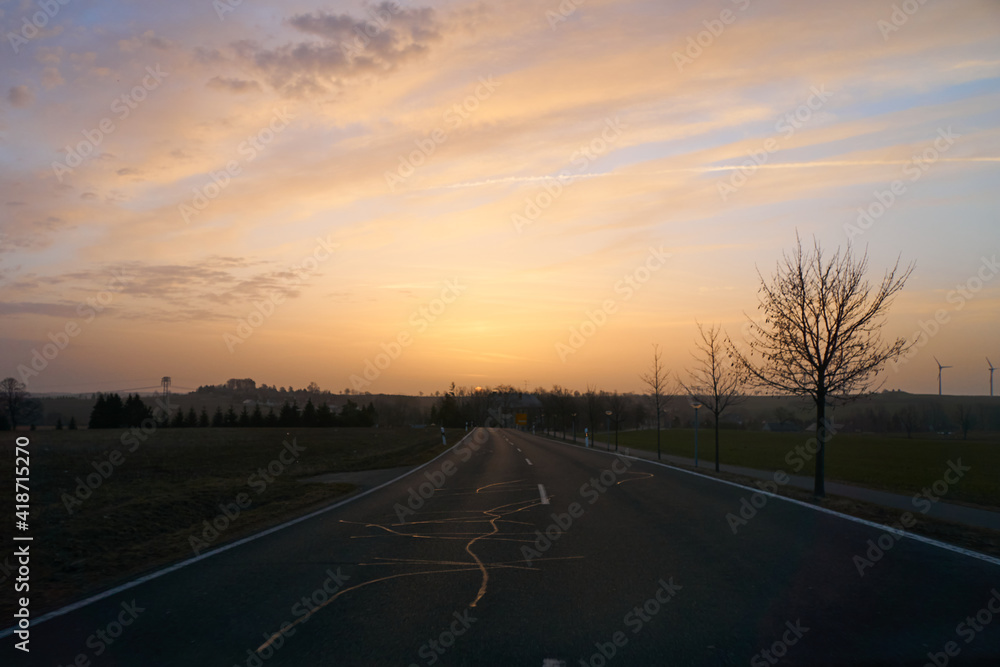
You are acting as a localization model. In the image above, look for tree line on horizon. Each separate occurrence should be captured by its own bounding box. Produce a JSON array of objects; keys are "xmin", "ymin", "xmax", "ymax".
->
[{"xmin": 87, "ymin": 392, "xmax": 377, "ymax": 429}]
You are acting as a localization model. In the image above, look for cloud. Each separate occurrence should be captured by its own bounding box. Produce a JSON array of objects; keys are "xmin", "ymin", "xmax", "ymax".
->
[
  {"xmin": 0, "ymin": 302, "xmax": 81, "ymax": 318},
  {"xmin": 237, "ymin": 3, "xmax": 443, "ymax": 95},
  {"xmin": 206, "ymin": 75, "xmax": 262, "ymax": 94},
  {"xmin": 118, "ymin": 29, "xmax": 174, "ymax": 52},
  {"xmin": 7, "ymin": 85, "xmax": 34, "ymax": 107},
  {"xmin": 41, "ymin": 66, "xmax": 65, "ymax": 88},
  {"xmin": 4, "ymin": 256, "xmax": 320, "ymax": 323}
]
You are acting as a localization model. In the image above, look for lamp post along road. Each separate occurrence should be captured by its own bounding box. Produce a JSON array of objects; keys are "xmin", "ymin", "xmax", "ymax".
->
[
  {"xmin": 691, "ymin": 402, "xmax": 702, "ymax": 468},
  {"xmin": 614, "ymin": 413, "xmax": 619, "ymax": 452},
  {"xmin": 605, "ymin": 410, "xmax": 613, "ymax": 451}
]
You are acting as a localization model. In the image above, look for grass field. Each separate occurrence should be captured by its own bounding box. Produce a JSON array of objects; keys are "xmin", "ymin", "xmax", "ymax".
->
[
  {"xmin": 1, "ymin": 427, "xmax": 462, "ymax": 617},
  {"xmin": 582, "ymin": 428, "xmax": 1000, "ymax": 509}
]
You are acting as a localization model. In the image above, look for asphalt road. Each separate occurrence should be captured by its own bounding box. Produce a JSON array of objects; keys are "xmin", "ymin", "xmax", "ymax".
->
[{"xmin": 6, "ymin": 428, "xmax": 1000, "ymax": 666}]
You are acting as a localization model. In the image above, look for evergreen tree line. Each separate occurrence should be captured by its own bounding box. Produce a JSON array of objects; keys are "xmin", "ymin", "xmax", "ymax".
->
[
  {"xmin": 87, "ymin": 393, "xmax": 377, "ymax": 429},
  {"xmin": 88, "ymin": 393, "xmax": 155, "ymax": 429}
]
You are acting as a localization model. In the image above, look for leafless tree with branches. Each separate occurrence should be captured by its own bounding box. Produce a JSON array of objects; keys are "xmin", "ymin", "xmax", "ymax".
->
[
  {"xmin": 727, "ymin": 236, "xmax": 912, "ymax": 497},
  {"xmin": 1, "ymin": 377, "xmax": 28, "ymax": 430},
  {"xmin": 639, "ymin": 344, "xmax": 671, "ymax": 460},
  {"xmin": 679, "ymin": 323, "xmax": 743, "ymax": 472}
]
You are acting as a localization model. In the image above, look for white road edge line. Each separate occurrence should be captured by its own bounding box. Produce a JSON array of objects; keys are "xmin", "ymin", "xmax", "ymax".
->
[
  {"xmin": 538, "ymin": 484, "xmax": 550, "ymax": 505},
  {"xmin": 528, "ymin": 432, "xmax": 1000, "ymax": 569},
  {"xmin": 0, "ymin": 429, "xmax": 483, "ymax": 639}
]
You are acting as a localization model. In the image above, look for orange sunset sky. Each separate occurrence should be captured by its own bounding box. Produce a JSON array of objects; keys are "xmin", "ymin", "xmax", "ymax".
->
[{"xmin": 1, "ymin": 0, "xmax": 999, "ymax": 396}]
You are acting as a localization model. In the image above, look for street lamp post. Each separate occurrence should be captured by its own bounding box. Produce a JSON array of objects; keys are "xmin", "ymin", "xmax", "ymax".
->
[
  {"xmin": 691, "ymin": 402, "xmax": 702, "ymax": 468},
  {"xmin": 605, "ymin": 410, "xmax": 612, "ymax": 451},
  {"xmin": 615, "ymin": 415, "xmax": 618, "ymax": 452}
]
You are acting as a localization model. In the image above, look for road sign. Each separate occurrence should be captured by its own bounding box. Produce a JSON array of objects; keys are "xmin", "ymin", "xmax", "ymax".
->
[{"xmin": 515, "ymin": 412, "xmax": 528, "ymax": 426}]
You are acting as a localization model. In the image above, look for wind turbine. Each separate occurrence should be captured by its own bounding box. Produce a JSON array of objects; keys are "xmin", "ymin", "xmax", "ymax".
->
[
  {"xmin": 989, "ymin": 358, "xmax": 996, "ymax": 397},
  {"xmin": 934, "ymin": 357, "xmax": 952, "ymax": 396}
]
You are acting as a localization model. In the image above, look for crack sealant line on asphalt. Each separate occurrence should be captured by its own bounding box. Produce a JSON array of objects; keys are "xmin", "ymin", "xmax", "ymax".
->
[
  {"xmin": 0, "ymin": 429, "xmax": 484, "ymax": 639},
  {"xmin": 524, "ymin": 432, "xmax": 1000, "ymax": 569}
]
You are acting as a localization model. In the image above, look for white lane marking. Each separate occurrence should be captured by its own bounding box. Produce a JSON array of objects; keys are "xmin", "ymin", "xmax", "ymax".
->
[
  {"xmin": 525, "ymin": 458, "xmax": 533, "ymax": 466},
  {"xmin": 538, "ymin": 484, "xmax": 550, "ymax": 505},
  {"xmin": 530, "ymin": 432, "xmax": 1000, "ymax": 569},
  {"xmin": 0, "ymin": 429, "xmax": 485, "ymax": 638}
]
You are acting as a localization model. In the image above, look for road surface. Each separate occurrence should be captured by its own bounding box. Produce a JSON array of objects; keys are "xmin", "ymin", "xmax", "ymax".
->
[{"xmin": 6, "ymin": 428, "xmax": 1000, "ymax": 666}]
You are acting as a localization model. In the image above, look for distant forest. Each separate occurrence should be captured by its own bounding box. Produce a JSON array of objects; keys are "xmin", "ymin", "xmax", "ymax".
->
[
  {"xmin": 87, "ymin": 392, "xmax": 377, "ymax": 429},
  {"xmin": 6, "ymin": 376, "xmax": 1000, "ymax": 437}
]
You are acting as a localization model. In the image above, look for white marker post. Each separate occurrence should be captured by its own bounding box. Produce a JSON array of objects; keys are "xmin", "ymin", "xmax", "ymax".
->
[{"xmin": 441, "ymin": 426, "xmax": 446, "ymax": 446}]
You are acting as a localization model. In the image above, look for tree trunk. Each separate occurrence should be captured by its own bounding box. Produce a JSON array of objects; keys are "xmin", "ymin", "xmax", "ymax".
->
[
  {"xmin": 815, "ymin": 394, "xmax": 826, "ymax": 497},
  {"xmin": 714, "ymin": 414, "xmax": 720, "ymax": 472},
  {"xmin": 656, "ymin": 409, "xmax": 661, "ymax": 460}
]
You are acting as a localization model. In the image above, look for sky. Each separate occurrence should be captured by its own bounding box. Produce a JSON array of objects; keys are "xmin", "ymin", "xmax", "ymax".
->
[{"xmin": 1, "ymin": 0, "xmax": 999, "ymax": 397}]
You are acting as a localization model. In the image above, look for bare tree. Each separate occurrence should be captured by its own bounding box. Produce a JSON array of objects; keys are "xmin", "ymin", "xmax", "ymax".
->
[
  {"xmin": 728, "ymin": 236, "xmax": 912, "ymax": 497},
  {"xmin": 679, "ymin": 323, "xmax": 744, "ymax": 472},
  {"xmin": 1, "ymin": 377, "xmax": 28, "ymax": 430},
  {"xmin": 607, "ymin": 390, "xmax": 626, "ymax": 451},
  {"xmin": 584, "ymin": 385, "xmax": 602, "ymax": 446},
  {"xmin": 639, "ymin": 344, "xmax": 671, "ymax": 460},
  {"xmin": 955, "ymin": 405, "xmax": 975, "ymax": 440},
  {"xmin": 896, "ymin": 405, "xmax": 919, "ymax": 438}
]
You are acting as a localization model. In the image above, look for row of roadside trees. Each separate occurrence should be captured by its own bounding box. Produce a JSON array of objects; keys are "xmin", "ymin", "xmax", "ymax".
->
[{"xmin": 432, "ymin": 236, "xmax": 915, "ymax": 499}]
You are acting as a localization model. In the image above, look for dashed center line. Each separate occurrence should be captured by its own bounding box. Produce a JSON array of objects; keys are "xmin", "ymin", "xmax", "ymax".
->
[
  {"xmin": 538, "ymin": 484, "xmax": 550, "ymax": 505},
  {"xmin": 525, "ymin": 458, "xmax": 533, "ymax": 466}
]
